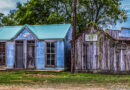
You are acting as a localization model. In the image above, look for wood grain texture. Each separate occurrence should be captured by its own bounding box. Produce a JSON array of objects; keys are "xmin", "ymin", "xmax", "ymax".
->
[{"xmin": 75, "ymin": 27, "xmax": 130, "ymax": 73}]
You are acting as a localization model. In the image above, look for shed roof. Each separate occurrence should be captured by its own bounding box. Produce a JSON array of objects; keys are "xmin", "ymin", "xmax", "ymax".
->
[
  {"xmin": 0, "ymin": 24, "xmax": 71, "ymax": 40},
  {"xmin": 106, "ymin": 28, "xmax": 130, "ymax": 41}
]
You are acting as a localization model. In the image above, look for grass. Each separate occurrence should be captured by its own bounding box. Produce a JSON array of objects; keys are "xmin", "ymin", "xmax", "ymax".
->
[{"xmin": 0, "ymin": 70, "xmax": 130, "ymax": 88}]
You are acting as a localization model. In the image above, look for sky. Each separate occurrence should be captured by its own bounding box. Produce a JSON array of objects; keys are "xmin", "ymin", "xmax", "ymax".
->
[
  {"xmin": 112, "ymin": 0, "xmax": 130, "ymax": 29},
  {"xmin": 0, "ymin": 0, "xmax": 129, "ymax": 30},
  {"xmin": 0, "ymin": 0, "xmax": 28, "ymax": 15}
]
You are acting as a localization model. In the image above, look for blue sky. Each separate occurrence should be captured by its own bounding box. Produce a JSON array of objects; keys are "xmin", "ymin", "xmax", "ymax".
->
[
  {"xmin": 0, "ymin": 0, "xmax": 129, "ymax": 29},
  {"xmin": 111, "ymin": 0, "xmax": 130, "ymax": 29},
  {"xmin": 0, "ymin": 0, "xmax": 28, "ymax": 15}
]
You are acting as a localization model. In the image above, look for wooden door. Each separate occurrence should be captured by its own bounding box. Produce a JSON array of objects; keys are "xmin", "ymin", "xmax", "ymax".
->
[
  {"xmin": 27, "ymin": 40, "xmax": 35, "ymax": 69},
  {"xmin": 15, "ymin": 41, "xmax": 24, "ymax": 69}
]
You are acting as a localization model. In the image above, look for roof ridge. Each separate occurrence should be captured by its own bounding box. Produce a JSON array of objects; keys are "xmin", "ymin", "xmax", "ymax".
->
[
  {"xmin": 28, "ymin": 24, "xmax": 71, "ymax": 26},
  {"xmin": 24, "ymin": 24, "xmax": 39, "ymax": 39},
  {"xmin": 1, "ymin": 24, "xmax": 71, "ymax": 27}
]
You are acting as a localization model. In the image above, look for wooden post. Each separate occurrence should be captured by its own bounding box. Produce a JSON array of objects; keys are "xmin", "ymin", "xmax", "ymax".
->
[{"xmin": 71, "ymin": 0, "xmax": 77, "ymax": 73}]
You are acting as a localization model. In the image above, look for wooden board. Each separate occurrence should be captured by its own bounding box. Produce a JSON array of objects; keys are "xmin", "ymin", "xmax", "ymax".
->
[{"xmin": 75, "ymin": 26, "xmax": 130, "ymax": 73}]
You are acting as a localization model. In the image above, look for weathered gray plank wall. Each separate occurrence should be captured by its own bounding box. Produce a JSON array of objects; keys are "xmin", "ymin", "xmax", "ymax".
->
[{"xmin": 75, "ymin": 26, "xmax": 130, "ymax": 73}]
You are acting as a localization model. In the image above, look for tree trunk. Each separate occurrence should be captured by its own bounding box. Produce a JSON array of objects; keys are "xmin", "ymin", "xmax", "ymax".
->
[{"xmin": 71, "ymin": 0, "xmax": 77, "ymax": 73}]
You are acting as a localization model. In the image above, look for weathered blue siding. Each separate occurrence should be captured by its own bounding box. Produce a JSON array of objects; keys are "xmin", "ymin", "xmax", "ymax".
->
[
  {"xmin": 36, "ymin": 40, "xmax": 65, "ymax": 70},
  {"xmin": 15, "ymin": 28, "xmax": 35, "ymax": 40},
  {"xmin": 36, "ymin": 41, "xmax": 45, "ymax": 69},
  {"xmin": 56, "ymin": 40, "xmax": 64, "ymax": 69},
  {"xmin": 6, "ymin": 42, "xmax": 15, "ymax": 69}
]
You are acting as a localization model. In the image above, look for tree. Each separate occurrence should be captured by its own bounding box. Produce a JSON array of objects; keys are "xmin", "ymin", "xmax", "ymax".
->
[
  {"xmin": 71, "ymin": 0, "xmax": 77, "ymax": 73},
  {"xmin": 0, "ymin": 10, "xmax": 16, "ymax": 26},
  {"xmin": 0, "ymin": 13, "xmax": 4, "ymax": 26},
  {"xmin": 47, "ymin": 12, "xmax": 65, "ymax": 24},
  {"xmin": 14, "ymin": 0, "xmax": 52, "ymax": 25},
  {"xmin": 1, "ymin": 12, "xmax": 16, "ymax": 26},
  {"xmin": 78, "ymin": 0, "xmax": 127, "ymax": 29},
  {"xmin": 45, "ymin": 0, "xmax": 127, "ymax": 31},
  {"xmin": 14, "ymin": 0, "xmax": 68, "ymax": 25},
  {"xmin": 4, "ymin": 0, "xmax": 127, "ymax": 31}
]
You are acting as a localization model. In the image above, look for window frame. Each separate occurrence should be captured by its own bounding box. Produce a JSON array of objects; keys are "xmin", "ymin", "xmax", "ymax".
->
[
  {"xmin": 45, "ymin": 41, "xmax": 57, "ymax": 67},
  {"xmin": 0, "ymin": 42, "xmax": 6, "ymax": 66}
]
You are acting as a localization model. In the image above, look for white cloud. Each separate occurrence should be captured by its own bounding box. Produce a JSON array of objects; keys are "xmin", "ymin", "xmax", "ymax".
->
[{"xmin": 0, "ymin": 0, "xmax": 28, "ymax": 15}]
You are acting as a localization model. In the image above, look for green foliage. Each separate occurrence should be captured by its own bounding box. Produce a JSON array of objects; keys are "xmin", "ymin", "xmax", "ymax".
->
[
  {"xmin": 1, "ymin": 16, "xmax": 15, "ymax": 26},
  {"xmin": 0, "ymin": 13, "xmax": 4, "ymax": 26},
  {"xmin": 14, "ymin": 0, "xmax": 51, "ymax": 25},
  {"xmin": 0, "ymin": 0, "xmax": 127, "ymax": 31},
  {"xmin": 47, "ymin": 12, "xmax": 65, "ymax": 24},
  {"xmin": 79, "ymin": 0, "xmax": 127, "ymax": 28},
  {"xmin": 0, "ymin": 12, "xmax": 15, "ymax": 26}
]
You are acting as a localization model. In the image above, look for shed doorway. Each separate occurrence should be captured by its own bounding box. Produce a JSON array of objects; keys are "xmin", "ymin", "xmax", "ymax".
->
[
  {"xmin": 27, "ymin": 40, "xmax": 35, "ymax": 69},
  {"xmin": 15, "ymin": 41, "xmax": 24, "ymax": 69}
]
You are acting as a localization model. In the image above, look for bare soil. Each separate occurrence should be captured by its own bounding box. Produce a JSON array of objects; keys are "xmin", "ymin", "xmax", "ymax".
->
[
  {"xmin": 0, "ymin": 84, "xmax": 129, "ymax": 90},
  {"xmin": 0, "ymin": 86, "xmax": 109, "ymax": 90}
]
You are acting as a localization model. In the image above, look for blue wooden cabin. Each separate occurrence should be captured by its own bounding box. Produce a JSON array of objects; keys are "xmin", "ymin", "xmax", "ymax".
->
[{"xmin": 0, "ymin": 24, "xmax": 72, "ymax": 70}]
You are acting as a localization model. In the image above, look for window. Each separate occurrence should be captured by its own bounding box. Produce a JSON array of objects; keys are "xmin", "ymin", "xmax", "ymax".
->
[
  {"xmin": 45, "ymin": 42, "xmax": 56, "ymax": 67},
  {"xmin": 0, "ymin": 42, "xmax": 6, "ymax": 66}
]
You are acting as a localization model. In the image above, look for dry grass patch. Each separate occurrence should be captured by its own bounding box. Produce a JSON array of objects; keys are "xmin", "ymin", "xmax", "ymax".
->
[{"xmin": 27, "ymin": 74, "xmax": 60, "ymax": 78}]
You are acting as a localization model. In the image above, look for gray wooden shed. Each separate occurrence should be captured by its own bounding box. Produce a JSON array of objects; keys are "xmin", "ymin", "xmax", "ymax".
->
[{"xmin": 74, "ymin": 24, "xmax": 130, "ymax": 73}]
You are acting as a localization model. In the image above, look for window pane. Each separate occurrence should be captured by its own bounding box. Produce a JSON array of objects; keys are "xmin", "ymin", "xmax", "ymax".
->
[
  {"xmin": 47, "ymin": 54, "xmax": 50, "ymax": 65},
  {"xmin": 0, "ymin": 42, "xmax": 5, "ymax": 65},
  {"xmin": 3, "ymin": 56, "xmax": 5, "ymax": 64},
  {"xmin": 51, "ymin": 47, "xmax": 55, "ymax": 53},
  {"xmin": 0, "ymin": 57, "xmax": 2, "ymax": 63},
  {"xmin": 47, "ymin": 54, "xmax": 50, "ymax": 60},
  {"xmin": 47, "ymin": 43, "xmax": 50, "ymax": 47},
  {"xmin": 51, "ymin": 54, "xmax": 55, "ymax": 60},
  {"xmin": 47, "ymin": 47, "xmax": 50, "ymax": 53},
  {"xmin": 51, "ymin": 60, "xmax": 55, "ymax": 65},
  {"xmin": 47, "ymin": 60, "xmax": 50, "ymax": 65},
  {"xmin": 51, "ymin": 43, "xmax": 55, "ymax": 53},
  {"xmin": 51, "ymin": 54, "xmax": 55, "ymax": 66},
  {"xmin": 47, "ymin": 42, "xmax": 51, "ymax": 53},
  {"xmin": 51, "ymin": 43, "xmax": 55, "ymax": 48}
]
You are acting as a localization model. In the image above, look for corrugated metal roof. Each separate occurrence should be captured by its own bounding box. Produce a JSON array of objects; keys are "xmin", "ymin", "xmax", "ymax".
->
[
  {"xmin": 0, "ymin": 26, "xmax": 23, "ymax": 40},
  {"xmin": 0, "ymin": 24, "xmax": 71, "ymax": 40}
]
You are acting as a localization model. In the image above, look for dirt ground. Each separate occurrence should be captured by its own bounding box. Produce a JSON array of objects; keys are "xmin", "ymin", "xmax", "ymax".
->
[
  {"xmin": 0, "ymin": 84, "xmax": 129, "ymax": 90},
  {"xmin": 0, "ymin": 87, "xmax": 110, "ymax": 90}
]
